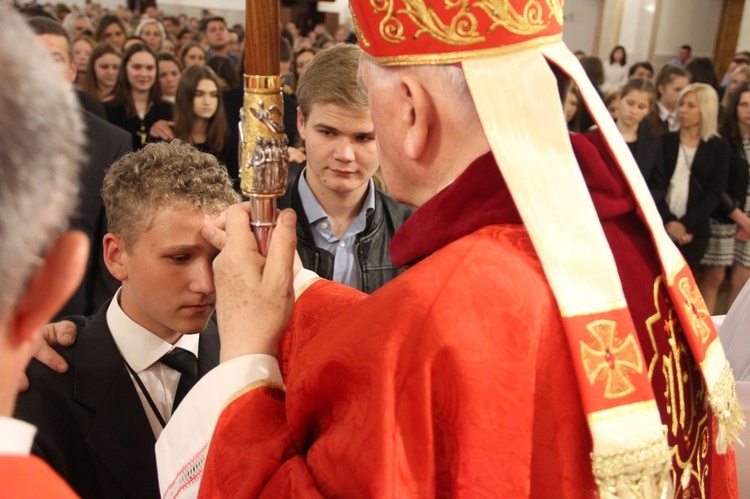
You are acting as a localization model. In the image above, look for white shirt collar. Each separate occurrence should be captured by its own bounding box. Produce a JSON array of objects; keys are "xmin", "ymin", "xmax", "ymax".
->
[
  {"xmin": 0, "ymin": 416, "xmax": 36, "ymax": 456},
  {"xmin": 107, "ymin": 288, "xmax": 200, "ymax": 373}
]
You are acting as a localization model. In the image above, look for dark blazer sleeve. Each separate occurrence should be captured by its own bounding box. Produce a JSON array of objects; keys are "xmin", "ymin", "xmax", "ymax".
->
[
  {"xmin": 56, "ymin": 113, "xmax": 131, "ymax": 319},
  {"xmin": 715, "ymin": 139, "xmax": 749, "ymax": 220},
  {"xmin": 655, "ymin": 132, "xmax": 679, "ymax": 223},
  {"xmin": 680, "ymin": 136, "xmax": 730, "ymax": 233},
  {"xmin": 634, "ymin": 131, "xmax": 666, "ymax": 204}
]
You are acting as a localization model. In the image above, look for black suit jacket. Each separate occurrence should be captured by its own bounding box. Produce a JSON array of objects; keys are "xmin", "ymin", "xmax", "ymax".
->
[
  {"xmin": 56, "ymin": 111, "xmax": 132, "ymax": 319},
  {"xmin": 15, "ymin": 305, "xmax": 220, "ymax": 499},
  {"xmin": 656, "ymin": 132, "xmax": 730, "ymax": 236},
  {"xmin": 629, "ymin": 128, "xmax": 665, "ymax": 202}
]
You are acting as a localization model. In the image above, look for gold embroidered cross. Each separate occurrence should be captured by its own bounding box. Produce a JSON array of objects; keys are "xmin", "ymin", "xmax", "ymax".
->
[
  {"xmin": 580, "ymin": 320, "xmax": 644, "ymax": 399},
  {"xmin": 678, "ymin": 278, "xmax": 711, "ymax": 344}
]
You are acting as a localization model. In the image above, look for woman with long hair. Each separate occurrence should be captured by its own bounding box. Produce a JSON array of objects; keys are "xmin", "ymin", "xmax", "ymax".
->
[
  {"xmin": 180, "ymin": 41, "xmax": 207, "ymax": 68},
  {"xmin": 157, "ymin": 53, "xmax": 182, "ymax": 103},
  {"xmin": 72, "ymin": 35, "xmax": 95, "ymax": 90},
  {"xmin": 82, "ymin": 42, "xmax": 122, "ymax": 103},
  {"xmin": 602, "ymin": 45, "xmax": 628, "ymax": 93},
  {"xmin": 565, "ymin": 85, "xmax": 582, "ymax": 132},
  {"xmin": 105, "ymin": 43, "xmax": 172, "ymax": 149},
  {"xmin": 655, "ymin": 83, "xmax": 730, "ymax": 278},
  {"xmin": 611, "ymin": 78, "xmax": 665, "ymax": 202},
  {"xmin": 700, "ymin": 82, "xmax": 750, "ymax": 311},
  {"xmin": 172, "ymin": 65, "xmax": 230, "ymax": 170},
  {"xmin": 95, "ymin": 15, "xmax": 128, "ymax": 51}
]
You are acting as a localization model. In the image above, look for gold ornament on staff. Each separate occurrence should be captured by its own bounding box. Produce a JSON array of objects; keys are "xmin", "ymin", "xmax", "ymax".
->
[{"xmin": 240, "ymin": 0, "xmax": 288, "ymax": 255}]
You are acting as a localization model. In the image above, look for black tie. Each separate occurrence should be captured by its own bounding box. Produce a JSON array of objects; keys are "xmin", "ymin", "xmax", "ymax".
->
[{"xmin": 159, "ymin": 348, "xmax": 197, "ymax": 412}]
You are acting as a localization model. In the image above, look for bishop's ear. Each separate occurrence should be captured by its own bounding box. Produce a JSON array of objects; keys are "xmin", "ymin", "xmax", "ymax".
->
[
  {"xmin": 9, "ymin": 231, "xmax": 88, "ymax": 343},
  {"xmin": 400, "ymin": 75, "xmax": 433, "ymax": 160}
]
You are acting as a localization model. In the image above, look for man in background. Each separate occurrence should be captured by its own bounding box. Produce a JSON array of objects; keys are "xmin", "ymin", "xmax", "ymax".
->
[
  {"xmin": 27, "ymin": 16, "xmax": 131, "ymax": 319},
  {"xmin": 279, "ymin": 44, "xmax": 412, "ymax": 293}
]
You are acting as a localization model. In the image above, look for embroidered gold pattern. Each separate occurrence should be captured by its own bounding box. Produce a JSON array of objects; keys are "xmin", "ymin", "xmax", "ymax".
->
[
  {"xmin": 545, "ymin": 0, "xmax": 563, "ymax": 24},
  {"xmin": 645, "ymin": 277, "xmax": 709, "ymax": 497},
  {"xmin": 476, "ymin": 0, "xmax": 546, "ymax": 36},
  {"xmin": 351, "ymin": 8, "xmax": 371, "ymax": 47},
  {"xmin": 370, "ymin": 0, "xmax": 561, "ymax": 46},
  {"xmin": 581, "ymin": 320, "xmax": 644, "ymax": 399},
  {"xmin": 678, "ymin": 278, "xmax": 711, "ymax": 344},
  {"xmin": 590, "ymin": 434, "xmax": 672, "ymax": 498}
]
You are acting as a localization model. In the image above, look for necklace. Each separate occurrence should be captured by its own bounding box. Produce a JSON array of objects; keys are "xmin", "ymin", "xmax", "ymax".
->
[{"xmin": 679, "ymin": 141, "xmax": 697, "ymax": 171}]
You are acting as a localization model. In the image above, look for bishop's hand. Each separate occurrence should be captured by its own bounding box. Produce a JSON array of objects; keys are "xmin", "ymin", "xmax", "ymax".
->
[{"xmin": 202, "ymin": 204, "xmax": 297, "ymax": 361}]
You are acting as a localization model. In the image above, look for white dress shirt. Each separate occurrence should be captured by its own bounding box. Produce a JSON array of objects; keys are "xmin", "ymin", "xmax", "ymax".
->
[
  {"xmin": 0, "ymin": 416, "xmax": 36, "ymax": 456},
  {"xmin": 665, "ymin": 144, "xmax": 696, "ymax": 220},
  {"xmin": 658, "ymin": 101, "xmax": 679, "ymax": 132},
  {"xmin": 155, "ymin": 269, "xmax": 317, "ymax": 499},
  {"xmin": 107, "ymin": 288, "xmax": 200, "ymax": 439}
]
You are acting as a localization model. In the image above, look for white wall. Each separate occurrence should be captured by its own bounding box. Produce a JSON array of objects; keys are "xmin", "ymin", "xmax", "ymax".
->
[
  {"xmin": 652, "ymin": 0, "xmax": 722, "ymax": 62},
  {"xmin": 738, "ymin": 1, "xmax": 750, "ymax": 52},
  {"xmin": 562, "ymin": 0, "xmax": 601, "ymax": 55},
  {"xmin": 617, "ymin": 0, "xmax": 657, "ymax": 63}
]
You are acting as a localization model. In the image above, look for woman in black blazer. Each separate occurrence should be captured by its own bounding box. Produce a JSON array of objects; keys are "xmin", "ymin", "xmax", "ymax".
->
[
  {"xmin": 656, "ymin": 83, "xmax": 730, "ymax": 280},
  {"xmin": 700, "ymin": 82, "xmax": 750, "ymax": 311},
  {"xmin": 611, "ymin": 78, "xmax": 665, "ymax": 202}
]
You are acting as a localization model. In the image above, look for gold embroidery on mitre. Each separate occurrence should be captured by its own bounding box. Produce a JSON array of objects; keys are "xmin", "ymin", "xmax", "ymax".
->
[
  {"xmin": 677, "ymin": 278, "xmax": 711, "ymax": 344},
  {"xmin": 581, "ymin": 320, "xmax": 645, "ymax": 399},
  {"xmin": 351, "ymin": 8, "xmax": 371, "ymax": 47},
  {"xmin": 475, "ymin": 0, "xmax": 547, "ymax": 36},
  {"xmin": 371, "ymin": 0, "xmax": 562, "ymax": 46}
]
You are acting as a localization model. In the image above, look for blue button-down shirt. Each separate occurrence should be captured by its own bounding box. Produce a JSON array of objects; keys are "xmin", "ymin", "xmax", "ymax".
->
[{"xmin": 297, "ymin": 168, "xmax": 376, "ymax": 290}]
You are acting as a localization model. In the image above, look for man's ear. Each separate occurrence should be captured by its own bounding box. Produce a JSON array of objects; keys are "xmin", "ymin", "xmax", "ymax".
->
[
  {"xmin": 10, "ymin": 231, "xmax": 88, "ymax": 343},
  {"xmin": 103, "ymin": 233, "xmax": 128, "ymax": 282},
  {"xmin": 296, "ymin": 107, "xmax": 306, "ymax": 141},
  {"xmin": 400, "ymin": 75, "xmax": 433, "ymax": 160}
]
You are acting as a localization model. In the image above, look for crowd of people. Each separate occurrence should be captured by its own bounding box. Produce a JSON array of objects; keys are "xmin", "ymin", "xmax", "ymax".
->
[
  {"xmin": 1, "ymin": 1, "xmax": 748, "ymax": 498},
  {"xmin": 567, "ymin": 45, "xmax": 750, "ymax": 314}
]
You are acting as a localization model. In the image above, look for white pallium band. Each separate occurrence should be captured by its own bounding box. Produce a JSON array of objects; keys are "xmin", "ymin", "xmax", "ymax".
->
[
  {"xmin": 156, "ymin": 355, "xmax": 283, "ymax": 499},
  {"xmin": 463, "ymin": 50, "xmax": 625, "ymax": 314},
  {"xmin": 462, "ymin": 46, "xmax": 671, "ymax": 495}
]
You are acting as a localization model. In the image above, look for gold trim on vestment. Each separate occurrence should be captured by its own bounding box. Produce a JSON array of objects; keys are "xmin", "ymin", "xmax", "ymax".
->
[
  {"xmin": 361, "ymin": 33, "xmax": 561, "ymax": 66},
  {"xmin": 221, "ymin": 378, "xmax": 286, "ymax": 413}
]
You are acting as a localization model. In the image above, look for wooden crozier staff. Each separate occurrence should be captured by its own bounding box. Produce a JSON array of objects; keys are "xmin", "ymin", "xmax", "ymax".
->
[{"xmin": 240, "ymin": 0, "xmax": 287, "ymax": 255}]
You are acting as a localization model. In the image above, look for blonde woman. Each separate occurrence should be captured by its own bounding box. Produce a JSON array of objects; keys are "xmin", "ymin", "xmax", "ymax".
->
[{"xmin": 656, "ymin": 83, "xmax": 730, "ymax": 281}]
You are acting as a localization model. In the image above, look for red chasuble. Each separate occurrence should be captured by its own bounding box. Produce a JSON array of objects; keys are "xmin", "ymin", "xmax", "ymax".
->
[
  {"xmin": 0, "ymin": 455, "xmax": 79, "ymax": 498},
  {"xmin": 199, "ymin": 134, "xmax": 737, "ymax": 498}
]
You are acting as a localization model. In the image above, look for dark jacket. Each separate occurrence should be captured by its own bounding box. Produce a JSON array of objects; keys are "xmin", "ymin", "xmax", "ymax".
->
[
  {"xmin": 278, "ymin": 166, "xmax": 413, "ymax": 293},
  {"xmin": 629, "ymin": 127, "xmax": 666, "ymax": 203},
  {"xmin": 713, "ymin": 136, "xmax": 749, "ymax": 223},
  {"xmin": 656, "ymin": 133, "xmax": 730, "ymax": 236},
  {"xmin": 56, "ymin": 110, "xmax": 132, "ymax": 319},
  {"xmin": 105, "ymin": 100, "xmax": 173, "ymax": 150},
  {"xmin": 15, "ymin": 304, "xmax": 220, "ymax": 499}
]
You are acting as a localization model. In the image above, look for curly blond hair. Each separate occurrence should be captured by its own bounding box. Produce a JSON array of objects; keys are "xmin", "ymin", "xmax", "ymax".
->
[{"xmin": 103, "ymin": 140, "xmax": 240, "ymax": 247}]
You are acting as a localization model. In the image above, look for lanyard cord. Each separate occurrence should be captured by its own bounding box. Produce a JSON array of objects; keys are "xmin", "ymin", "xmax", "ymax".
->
[{"xmin": 124, "ymin": 361, "xmax": 167, "ymax": 428}]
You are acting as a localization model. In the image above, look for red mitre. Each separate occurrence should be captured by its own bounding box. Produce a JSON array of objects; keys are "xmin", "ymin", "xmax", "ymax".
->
[{"xmin": 349, "ymin": 0, "xmax": 563, "ymax": 65}]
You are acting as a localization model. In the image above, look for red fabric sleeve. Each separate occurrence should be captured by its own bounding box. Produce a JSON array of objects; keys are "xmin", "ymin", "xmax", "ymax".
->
[
  {"xmin": 0, "ymin": 455, "xmax": 79, "ymax": 498},
  {"xmin": 199, "ymin": 387, "xmax": 323, "ymax": 498},
  {"xmin": 200, "ymin": 227, "xmax": 595, "ymax": 497}
]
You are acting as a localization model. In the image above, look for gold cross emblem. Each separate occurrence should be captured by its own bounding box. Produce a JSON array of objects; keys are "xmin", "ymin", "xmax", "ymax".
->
[
  {"xmin": 580, "ymin": 320, "xmax": 644, "ymax": 399},
  {"xmin": 678, "ymin": 278, "xmax": 711, "ymax": 344}
]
